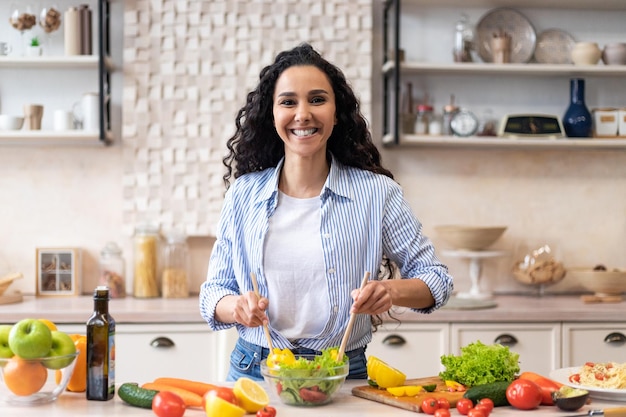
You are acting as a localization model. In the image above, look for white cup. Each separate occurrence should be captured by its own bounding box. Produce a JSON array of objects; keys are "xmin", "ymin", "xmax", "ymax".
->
[
  {"xmin": 0, "ymin": 114, "xmax": 24, "ymax": 130},
  {"xmin": 73, "ymin": 92, "xmax": 99, "ymax": 131},
  {"xmin": 54, "ymin": 110, "xmax": 74, "ymax": 131},
  {"xmin": 0, "ymin": 41, "xmax": 12, "ymax": 56}
]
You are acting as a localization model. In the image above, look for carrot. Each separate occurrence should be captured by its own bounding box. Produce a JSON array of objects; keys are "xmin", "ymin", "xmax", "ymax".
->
[
  {"xmin": 518, "ymin": 371, "xmax": 563, "ymax": 405},
  {"xmin": 152, "ymin": 377, "xmax": 219, "ymax": 396},
  {"xmin": 141, "ymin": 382, "xmax": 203, "ymax": 408}
]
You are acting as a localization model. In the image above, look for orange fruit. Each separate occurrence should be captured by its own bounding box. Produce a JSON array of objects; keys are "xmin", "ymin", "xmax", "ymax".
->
[
  {"xmin": 55, "ymin": 334, "xmax": 87, "ymax": 392},
  {"xmin": 37, "ymin": 319, "xmax": 57, "ymax": 331},
  {"xmin": 3, "ymin": 356, "xmax": 48, "ymax": 396}
]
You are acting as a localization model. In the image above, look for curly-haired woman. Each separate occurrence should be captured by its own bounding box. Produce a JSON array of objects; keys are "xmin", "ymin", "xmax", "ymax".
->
[{"xmin": 199, "ymin": 43, "xmax": 453, "ymax": 381}]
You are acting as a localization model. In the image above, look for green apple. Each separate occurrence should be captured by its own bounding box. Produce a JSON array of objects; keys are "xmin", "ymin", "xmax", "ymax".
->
[
  {"xmin": 8, "ymin": 318, "xmax": 52, "ymax": 359},
  {"xmin": 43, "ymin": 330, "xmax": 77, "ymax": 369},
  {"xmin": 0, "ymin": 324, "xmax": 13, "ymax": 358}
]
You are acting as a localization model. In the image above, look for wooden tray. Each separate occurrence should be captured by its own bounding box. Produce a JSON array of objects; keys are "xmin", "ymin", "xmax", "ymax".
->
[
  {"xmin": 352, "ymin": 376, "xmax": 465, "ymax": 413},
  {"xmin": 0, "ymin": 291, "xmax": 23, "ymax": 305}
]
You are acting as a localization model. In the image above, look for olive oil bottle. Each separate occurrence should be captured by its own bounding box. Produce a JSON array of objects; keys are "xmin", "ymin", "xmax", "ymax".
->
[{"xmin": 86, "ymin": 286, "xmax": 116, "ymax": 400}]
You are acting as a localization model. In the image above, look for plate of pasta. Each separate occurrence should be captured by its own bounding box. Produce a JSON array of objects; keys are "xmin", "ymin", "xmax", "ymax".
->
[{"xmin": 550, "ymin": 362, "xmax": 626, "ymax": 401}]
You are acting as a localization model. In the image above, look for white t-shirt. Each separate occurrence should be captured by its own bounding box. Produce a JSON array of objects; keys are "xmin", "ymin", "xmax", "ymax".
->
[{"xmin": 263, "ymin": 191, "xmax": 330, "ymax": 340}]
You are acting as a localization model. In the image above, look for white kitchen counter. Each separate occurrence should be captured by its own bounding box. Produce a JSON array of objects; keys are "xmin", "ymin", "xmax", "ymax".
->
[
  {"xmin": 1, "ymin": 380, "xmax": 623, "ymax": 417},
  {"xmin": 0, "ymin": 294, "xmax": 624, "ymax": 324}
]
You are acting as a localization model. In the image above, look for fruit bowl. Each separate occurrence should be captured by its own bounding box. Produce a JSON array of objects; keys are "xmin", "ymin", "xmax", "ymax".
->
[
  {"xmin": 435, "ymin": 225, "xmax": 507, "ymax": 251},
  {"xmin": 0, "ymin": 352, "xmax": 79, "ymax": 405},
  {"xmin": 260, "ymin": 354, "xmax": 349, "ymax": 406},
  {"xmin": 567, "ymin": 266, "xmax": 626, "ymax": 296}
]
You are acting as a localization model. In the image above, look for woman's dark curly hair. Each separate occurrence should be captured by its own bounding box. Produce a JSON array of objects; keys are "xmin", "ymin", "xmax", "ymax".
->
[
  {"xmin": 222, "ymin": 42, "xmax": 393, "ymax": 186},
  {"xmin": 222, "ymin": 42, "xmax": 397, "ymax": 330}
]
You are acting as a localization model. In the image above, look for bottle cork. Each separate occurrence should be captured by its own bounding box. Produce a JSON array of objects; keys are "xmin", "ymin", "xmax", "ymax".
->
[{"xmin": 64, "ymin": 7, "xmax": 81, "ymax": 56}]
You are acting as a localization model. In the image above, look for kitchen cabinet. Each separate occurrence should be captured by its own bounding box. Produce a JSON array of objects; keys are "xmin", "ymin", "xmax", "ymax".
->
[
  {"xmin": 382, "ymin": 0, "xmax": 626, "ymax": 150},
  {"xmin": 57, "ymin": 324, "xmax": 238, "ymax": 383},
  {"xmin": 0, "ymin": 0, "xmax": 113, "ymax": 146},
  {"xmin": 367, "ymin": 322, "xmax": 448, "ymax": 376},
  {"xmin": 451, "ymin": 323, "xmax": 561, "ymax": 375},
  {"xmin": 562, "ymin": 323, "xmax": 626, "ymax": 367}
]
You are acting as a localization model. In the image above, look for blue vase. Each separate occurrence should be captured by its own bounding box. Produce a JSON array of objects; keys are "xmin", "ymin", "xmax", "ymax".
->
[{"xmin": 563, "ymin": 78, "xmax": 592, "ymax": 138}]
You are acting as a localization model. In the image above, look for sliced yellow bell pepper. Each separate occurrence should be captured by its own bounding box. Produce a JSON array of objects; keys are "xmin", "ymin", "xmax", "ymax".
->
[
  {"xmin": 444, "ymin": 380, "xmax": 466, "ymax": 392},
  {"xmin": 266, "ymin": 347, "xmax": 296, "ymax": 368},
  {"xmin": 387, "ymin": 385, "xmax": 424, "ymax": 397}
]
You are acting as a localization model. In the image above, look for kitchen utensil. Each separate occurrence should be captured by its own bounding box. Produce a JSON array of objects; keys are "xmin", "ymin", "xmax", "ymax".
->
[
  {"xmin": 53, "ymin": 109, "xmax": 74, "ymax": 131},
  {"xmin": 534, "ymin": 29, "xmax": 576, "ymax": 64},
  {"xmin": 476, "ymin": 7, "xmax": 536, "ymax": 63},
  {"xmin": 567, "ymin": 407, "xmax": 626, "ymax": 417},
  {"xmin": 250, "ymin": 272, "xmax": 273, "ymax": 351},
  {"xmin": 337, "ymin": 271, "xmax": 370, "ymax": 362},
  {"xmin": 498, "ymin": 114, "xmax": 565, "ymax": 138},
  {"xmin": 352, "ymin": 376, "xmax": 465, "ymax": 412}
]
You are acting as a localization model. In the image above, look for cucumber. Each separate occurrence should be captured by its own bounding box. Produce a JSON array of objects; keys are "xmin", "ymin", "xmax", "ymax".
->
[
  {"xmin": 463, "ymin": 381, "xmax": 511, "ymax": 407},
  {"xmin": 118, "ymin": 382, "xmax": 159, "ymax": 408}
]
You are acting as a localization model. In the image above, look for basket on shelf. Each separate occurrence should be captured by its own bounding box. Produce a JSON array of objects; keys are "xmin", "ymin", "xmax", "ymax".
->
[{"xmin": 0, "ymin": 272, "xmax": 23, "ymax": 296}]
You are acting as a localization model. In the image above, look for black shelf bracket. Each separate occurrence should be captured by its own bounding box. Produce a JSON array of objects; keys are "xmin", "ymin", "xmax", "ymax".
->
[
  {"xmin": 98, "ymin": 0, "xmax": 112, "ymax": 145},
  {"xmin": 383, "ymin": 0, "xmax": 401, "ymax": 146}
]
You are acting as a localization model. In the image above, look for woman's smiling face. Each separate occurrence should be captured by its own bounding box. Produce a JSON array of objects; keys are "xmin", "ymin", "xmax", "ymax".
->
[{"xmin": 272, "ymin": 65, "xmax": 337, "ymax": 160}]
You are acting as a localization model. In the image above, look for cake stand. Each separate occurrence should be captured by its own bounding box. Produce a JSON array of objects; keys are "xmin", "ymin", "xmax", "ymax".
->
[{"xmin": 442, "ymin": 250, "xmax": 506, "ymax": 300}]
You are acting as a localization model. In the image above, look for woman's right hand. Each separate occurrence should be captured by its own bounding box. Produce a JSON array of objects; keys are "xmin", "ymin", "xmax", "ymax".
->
[{"xmin": 232, "ymin": 291, "xmax": 270, "ymax": 327}]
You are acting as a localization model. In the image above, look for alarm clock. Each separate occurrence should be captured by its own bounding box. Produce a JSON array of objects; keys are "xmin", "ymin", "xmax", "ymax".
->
[
  {"xmin": 450, "ymin": 109, "xmax": 479, "ymax": 137},
  {"xmin": 498, "ymin": 114, "xmax": 565, "ymax": 138}
]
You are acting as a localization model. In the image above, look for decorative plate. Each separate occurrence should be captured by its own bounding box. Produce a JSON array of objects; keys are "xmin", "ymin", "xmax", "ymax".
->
[
  {"xmin": 534, "ymin": 29, "xmax": 576, "ymax": 64},
  {"xmin": 476, "ymin": 7, "xmax": 537, "ymax": 63},
  {"xmin": 550, "ymin": 367, "xmax": 626, "ymax": 401}
]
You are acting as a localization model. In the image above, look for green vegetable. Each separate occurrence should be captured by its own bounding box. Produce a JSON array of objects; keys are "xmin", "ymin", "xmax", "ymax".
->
[
  {"xmin": 118, "ymin": 382, "xmax": 159, "ymax": 408},
  {"xmin": 423, "ymin": 383, "xmax": 437, "ymax": 392},
  {"xmin": 438, "ymin": 341, "xmax": 520, "ymax": 386},
  {"xmin": 464, "ymin": 381, "xmax": 511, "ymax": 407},
  {"xmin": 271, "ymin": 348, "xmax": 347, "ymax": 406}
]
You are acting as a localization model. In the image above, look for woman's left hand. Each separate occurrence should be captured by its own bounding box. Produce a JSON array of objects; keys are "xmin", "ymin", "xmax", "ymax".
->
[{"xmin": 350, "ymin": 281, "xmax": 392, "ymax": 315}]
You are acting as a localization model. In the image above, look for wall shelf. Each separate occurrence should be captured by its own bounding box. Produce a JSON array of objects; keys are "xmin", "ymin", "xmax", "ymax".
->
[
  {"xmin": 0, "ymin": 56, "xmax": 114, "ymax": 70},
  {"xmin": 0, "ymin": 130, "xmax": 111, "ymax": 146}
]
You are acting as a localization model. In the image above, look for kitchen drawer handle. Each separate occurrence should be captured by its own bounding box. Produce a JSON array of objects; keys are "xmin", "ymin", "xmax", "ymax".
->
[
  {"xmin": 494, "ymin": 334, "xmax": 518, "ymax": 346},
  {"xmin": 604, "ymin": 332, "xmax": 626, "ymax": 345},
  {"xmin": 150, "ymin": 336, "xmax": 175, "ymax": 348},
  {"xmin": 382, "ymin": 334, "xmax": 406, "ymax": 346}
]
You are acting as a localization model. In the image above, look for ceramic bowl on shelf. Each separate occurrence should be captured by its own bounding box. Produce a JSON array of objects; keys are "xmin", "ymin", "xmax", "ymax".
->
[
  {"xmin": 570, "ymin": 42, "xmax": 602, "ymax": 65},
  {"xmin": 567, "ymin": 266, "xmax": 626, "ymax": 296},
  {"xmin": 434, "ymin": 225, "xmax": 507, "ymax": 251},
  {"xmin": 0, "ymin": 352, "xmax": 79, "ymax": 406},
  {"xmin": 0, "ymin": 114, "xmax": 24, "ymax": 131},
  {"xmin": 602, "ymin": 43, "xmax": 626, "ymax": 65}
]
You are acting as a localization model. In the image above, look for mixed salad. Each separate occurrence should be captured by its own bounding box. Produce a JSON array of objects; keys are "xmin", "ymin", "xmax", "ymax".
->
[{"xmin": 263, "ymin": 347, "xmax": 348, "ymax": 406}]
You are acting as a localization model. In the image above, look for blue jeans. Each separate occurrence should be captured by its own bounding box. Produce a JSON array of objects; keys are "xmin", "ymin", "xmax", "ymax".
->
[{"xmin": 226, "ymin": 338, "xmax": 368, "ymax": 382}]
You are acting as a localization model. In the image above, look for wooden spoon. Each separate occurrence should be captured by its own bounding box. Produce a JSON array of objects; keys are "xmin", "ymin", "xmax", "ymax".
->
[
  {"xmin": 337, "ymin": 271, "xmax": 371, "ymax": 362},
  {"xmin": 250, "ymin": 272, "xmax": 273, "ymax": 351}
]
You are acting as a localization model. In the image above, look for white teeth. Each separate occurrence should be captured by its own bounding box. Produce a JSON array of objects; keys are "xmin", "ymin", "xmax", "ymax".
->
[{"xmin": 292, "ymin": 128, "xmax": 316, "ymax": 137}]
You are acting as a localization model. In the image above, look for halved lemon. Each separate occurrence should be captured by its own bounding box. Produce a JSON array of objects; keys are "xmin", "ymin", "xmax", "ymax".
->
[
  {"xmin": 204, "ymin": 394, "xmax": 246, "ymax": 417},
  {"xmin": 233, "ymin": 377, "xmax": 270, "ymax": 413}
]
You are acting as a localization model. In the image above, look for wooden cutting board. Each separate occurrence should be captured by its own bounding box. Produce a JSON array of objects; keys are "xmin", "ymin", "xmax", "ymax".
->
[{"xmin": 352, "ymin": 376, "xmax": 465, "ymax": 413}]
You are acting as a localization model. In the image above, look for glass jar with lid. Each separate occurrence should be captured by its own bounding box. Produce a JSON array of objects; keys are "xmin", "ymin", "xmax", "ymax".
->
[
  {"xmin": 415, "ymin": 104, "xmax": 434, "ymax": 135},
  {"xmin": 132, "ymin": 223, "xmax": 160, "ymax": 298},
  {"xmin": 161, "ymin": 231, "xmax": 190, "ymax": 298},
  {"xmin": 98, "ymin": 241, "xmax": 126, "ymax": 298}
]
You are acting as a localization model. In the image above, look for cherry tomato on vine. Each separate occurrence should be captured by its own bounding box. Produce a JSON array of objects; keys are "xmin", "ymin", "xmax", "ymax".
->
[
  {"xmin": 256, "ymin": 405, "xmax": 277, "ymax": 417},
  {"xmin": 434, "ymin": 408, "xmax": 451, "ymax": 417},
  {"xmin": 455, "ymin": 398, "xmax": 474, "ymax": 415},
  {"xmin": 422, "ymin": 397, "xmax": 440, "ymax": 415},
  {"xmin": 506, "ymin": 379, "xmax": 542, "ymax": 410},
  {"xmin": 152, "ymin": 391, "xmax": 186, "ymax": 417}
]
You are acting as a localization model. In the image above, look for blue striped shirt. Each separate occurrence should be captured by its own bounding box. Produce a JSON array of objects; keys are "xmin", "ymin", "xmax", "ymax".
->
[{"xmin": 199, "ymin": 155, "xmax": 453, "ymax": 352}]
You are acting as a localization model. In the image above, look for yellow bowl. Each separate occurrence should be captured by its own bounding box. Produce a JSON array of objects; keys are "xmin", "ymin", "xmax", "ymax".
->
[
  {"xmin": 435, "ymin": 225, "xmax": 507, "ymax": 251},
  {"xmin": 0, "ymin": 352, "xmax": 78, "ymax": 406},
  {"xmin": 567, "ymin": 267, "xmax": 626, "ymax": 296}
]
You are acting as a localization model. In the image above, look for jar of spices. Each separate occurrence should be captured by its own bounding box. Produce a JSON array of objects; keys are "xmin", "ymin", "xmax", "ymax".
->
[
  {"xmin": 98, "ymin": 242, "xmax": 126, "ymax": 298},
  {"xmin": 415, "ymin": 104, "xmax": 434, "ymax": 134},
  {"xmin": 132, "ymin": 223, "xmax": 160, "ymax": 298},
  {"xmin": 161, "ymin": 231, "xmax": 190, "ymax": 298}
]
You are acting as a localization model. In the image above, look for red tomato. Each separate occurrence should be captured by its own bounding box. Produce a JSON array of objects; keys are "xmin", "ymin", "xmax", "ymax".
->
[
  {"xmin": 437, "ymin": 398, "xmax": 451, "ymax": 410},
  {"xmin": 434, "ymin": 408, "xmax": 451, "ymax": 417},
  {"xmin": 474, "ymin": 403, "xmax": 491, "ymax": 417},
  {"xmin": 422, "ymin": 397, "xmax": 440, "ymax": 415},
  {"xmin": 152, "ymin": 391, "xmax": 186, "ymax": 417},
  {"xmin": 478, "ymin": 398, "xmax": 494, "ymax": 413},
  {"xmin": 455, "ymin": 398, "xmax": 474, "ymax": 415},
  {"xmin": 468, "ymin": 408, "xmax": 486, "ymax": 417},
  {"xmin": 203, "ymin": 387, "xmax": 239, "ymax": 407},
  {"xmin": 256, "ymin": 405, "xmax": 277, "ymax": 417},
  {"xmin": 506, "ymin": 379, "xmax": 542, "ymax": 410},
  {"xmin": 569, "ymin": 374, "xmax": 581, "ymax": 383}
]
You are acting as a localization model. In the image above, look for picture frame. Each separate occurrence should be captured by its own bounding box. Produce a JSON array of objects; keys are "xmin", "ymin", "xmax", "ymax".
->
[{"xmin": 36, "ymin": 248, "xmax": 81, "ymax": 297}]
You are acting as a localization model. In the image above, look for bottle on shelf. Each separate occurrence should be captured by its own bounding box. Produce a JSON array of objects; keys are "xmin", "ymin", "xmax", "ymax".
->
[
  {"xmin": 161, "ymin": 230, "xmax": 190, "ymax": 298},
  {"xmin": 86, "ymin": 286, "xmax": 115, "ymax": 401},
  {"xmin": 563, "ymin": 78, "xmax": 592, "ymax": 138}
]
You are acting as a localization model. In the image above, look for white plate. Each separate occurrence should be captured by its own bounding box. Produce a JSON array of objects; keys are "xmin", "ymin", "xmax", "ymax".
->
[
  {"xmin": 550, "ymin": 367, "xmax": 626, "ymax": 401},
  {"xmin": 534, "ymin": 29, "xmax": 576, "ymax": 64}
]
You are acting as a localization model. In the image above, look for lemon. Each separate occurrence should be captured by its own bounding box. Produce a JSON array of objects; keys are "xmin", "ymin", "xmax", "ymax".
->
[
  {"xmin": 367, "ymin": 355, "xmax": 406, "ymax": 388},
  {"xmin": 37, "ymin": 318, "xmax": 57, "ymax": 331},
  {"xmin": 233, "ymin": 377, "xmax": 270, "ymax": 413},
  {"xmin": 204, "ymin": 394, "xmax": 246, "ymax": 417}
]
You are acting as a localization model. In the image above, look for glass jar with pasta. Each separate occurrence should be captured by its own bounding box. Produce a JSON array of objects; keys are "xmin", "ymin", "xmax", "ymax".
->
[
  {"xmin": 99, "ymin": 241, "xmax": 126, "ymax": 298},
  {"xmin": 132, "ymin": 223, "xmax": 161, "ymax": 298},
  {"xmin": 161, "ymin": 230, "xmax": 190, "ymax": 298}
]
